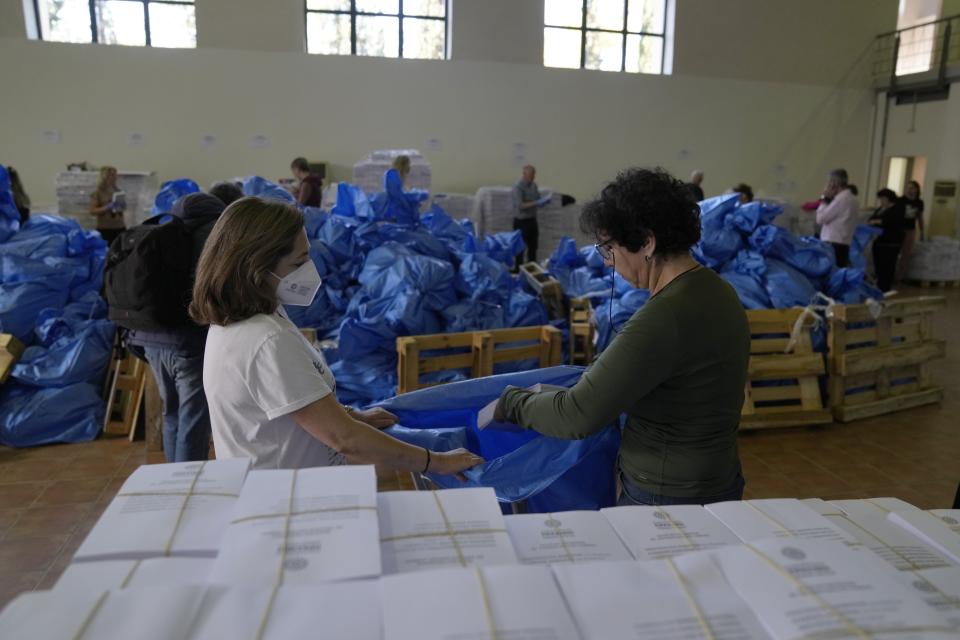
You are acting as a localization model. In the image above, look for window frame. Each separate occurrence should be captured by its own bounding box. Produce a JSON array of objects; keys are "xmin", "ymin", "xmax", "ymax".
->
[
  {"xmin": 30, "ymin": 0, "xmax": 196, "ymax": 47},
  {"xmin": 304, "ymin": 0, "xmax": 449, "ymax": 59},
  {"xmin": 544, "ymin": 0, "xmax": 668, "ymax": 74}
]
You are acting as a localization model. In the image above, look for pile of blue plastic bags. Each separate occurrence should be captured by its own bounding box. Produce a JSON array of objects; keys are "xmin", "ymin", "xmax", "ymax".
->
[
  {"xmin": 232, "ymin": 176, "xmax": 549, "ymax": 406},
  {"xmin": 0, "ymin": 165, "xmax": 114, "ymax": 447},
  {"xmin": 547, "ymin": 193, "xmax": 884, "ymax": 352}
]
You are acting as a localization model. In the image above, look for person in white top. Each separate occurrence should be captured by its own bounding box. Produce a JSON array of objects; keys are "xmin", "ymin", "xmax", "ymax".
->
[
  {"xmin": 815, "ymin": 168, "xmax": 860, "ymax": 267},
  {"xmin": 189, "ymin": 197, "xmax": 483, "ymax": 477}
]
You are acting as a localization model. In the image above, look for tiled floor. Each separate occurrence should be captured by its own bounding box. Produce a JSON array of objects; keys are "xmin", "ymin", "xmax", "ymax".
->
[{"xmin": 0, "ymin": 286, "xmax": 957, "ymax": 609}]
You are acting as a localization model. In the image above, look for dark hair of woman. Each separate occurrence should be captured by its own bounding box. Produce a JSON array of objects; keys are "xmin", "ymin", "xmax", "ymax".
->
[{"xmin": 579, "ymin": 167, "xmax": 701, "ymax": 256}]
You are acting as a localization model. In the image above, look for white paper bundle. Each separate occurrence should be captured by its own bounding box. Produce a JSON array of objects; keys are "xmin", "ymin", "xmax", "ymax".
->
[
  {"xmin": 431, "ymin": 192, "xmax": 475, "ymax": 219},
  {"xmin": 378, "ymin": 488, "xmax": 517, "ymax": 574},
  {"xmin": 712, "ymin": 539, "xmax": 957, "ymax": 639},
  {"xmin": 188, "ymin": 582, "xmax": 381, "ymax": 639},
  {"xmin": 54, "ymin": 170, "xmax": 158, "ymax": 229},
  {"xmin": 830, "ymin": 497, "xmax": 924, "ymax": 517},
  {"xmin": 906, "ymin": 237, "xmax": 960, "ymax": 282},
  {"xmin": 0, "ymin": 586, "xmax": 205, "ymax": 640},
  {"xmin": 823, "ymin": 511, "xmax": 956, "ymax": 571},
  {"xmin": 471, "ymin": 186, "xmax": 516, "ymax": 238},
  {"xmin": 602, "ymin": 504, "xmax": 742, "ymax": 560},
  {"xmin": 553, "ymin": 553, "xmax": 773, "ymax": 640},
  {"xmin": 381, "ymin": 565, "xmax": 580, "ymax": 640},
  {"xmin": 505, "ymin": 511, "xmax": 633, "ymax": 564},
  {"xmin": 931, "ymin": 510, "xmax": 960, "ymax": 536},
  {"xmin": 892, "ymin": 566, "xmax": 960, "ymax": 629},
  {"xmin": 54, "ymin": 557, "xmax": 214, "ymax": 593},
  {"xmin": 539, "ymin": 200, "xmax": 588, "ymax": 262},
  {"xmin": 74, "ymin": 459, "xmax": 251, "ymax": 562},
  {"xmin": 802, "ymin": 498, "xmax": 845, "ymax": 515},
  {"xmin": 352, "ymin": 149, "xmax": 431, "ymax": 194},
  {"xmin": 209, "ymin": 465, "xmax": 380, "ymax": 586},
  {"xmin": 889, "ymin": 510, "xmax": 960, "ymax": 565},
  {"xmin": 706, "ymin": 499, "xmax": 859, "ymax": 545}
]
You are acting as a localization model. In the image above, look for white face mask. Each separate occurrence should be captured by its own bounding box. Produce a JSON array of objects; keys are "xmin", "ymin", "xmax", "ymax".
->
[{"xmin": 270, "ymin": 261, "xmax": 322, "ymax": 307}]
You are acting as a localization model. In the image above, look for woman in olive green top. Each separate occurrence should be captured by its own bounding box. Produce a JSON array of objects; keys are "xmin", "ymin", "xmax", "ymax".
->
[{"xmin": 496, "ymin": 168, "xmax": 751, "ymax": 506}]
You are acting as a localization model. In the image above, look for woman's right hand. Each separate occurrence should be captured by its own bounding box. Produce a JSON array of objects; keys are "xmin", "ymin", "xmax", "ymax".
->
[{"xmin": 429, "ymin": 448, "xmax": 484, "ymax": 482}]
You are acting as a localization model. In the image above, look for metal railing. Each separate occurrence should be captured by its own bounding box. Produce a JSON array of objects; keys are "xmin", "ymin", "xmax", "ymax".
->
[{"xmin": 872, "ymin": 14, "xmax": 960, "ymax": 88}]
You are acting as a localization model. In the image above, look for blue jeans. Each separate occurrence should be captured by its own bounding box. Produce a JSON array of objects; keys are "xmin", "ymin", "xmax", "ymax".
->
[
  {"xmin": 617, "ymin": 471, "xmax": 746, "ymax": 507},
  {"xmin": 144, "ymin": 348, "xmax": 211, "ymax": 463}
]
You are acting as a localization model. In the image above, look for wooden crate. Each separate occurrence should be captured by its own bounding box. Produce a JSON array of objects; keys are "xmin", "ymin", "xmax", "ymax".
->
[
  {"xmin": 397, "ymin": 325, "xmax": 562, "ymax": 394},
  {"xmin": 740, "ymin": 309, "xmax": 832, "ymax": 430},
  {"xmin": 828, "ymin": 296, "xmax": 946, "ymax": 422},
  {"xmin": 569, "ymin": 297, "xmax": 595, "ymax": 365},
  {"xmin": 519, "ymin": 262, "xmax": 566, "ymax": 319},
  {"xmin": 0, "ymin": 334, "xmax": 25, "ymax": 385}
]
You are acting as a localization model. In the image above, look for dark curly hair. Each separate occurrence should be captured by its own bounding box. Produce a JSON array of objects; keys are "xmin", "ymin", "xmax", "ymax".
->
[{"xmin": 580, "ymin": 167, "xmax": 701, "ymax": 256}]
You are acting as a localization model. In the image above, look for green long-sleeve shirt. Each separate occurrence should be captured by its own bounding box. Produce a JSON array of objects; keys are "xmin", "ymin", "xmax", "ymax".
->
[{"xmin": 499, "ymin": 267, "xmax": 750, "ymax": 498}]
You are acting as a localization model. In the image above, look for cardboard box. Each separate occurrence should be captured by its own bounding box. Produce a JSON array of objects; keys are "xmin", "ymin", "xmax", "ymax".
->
[{"xmin": 0, "ymin": 334, "xmax": 25, "ymax": 384}]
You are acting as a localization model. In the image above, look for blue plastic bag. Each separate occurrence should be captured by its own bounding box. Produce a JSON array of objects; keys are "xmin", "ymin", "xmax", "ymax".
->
[
  {"xmin": 827, "ymin": 268, "xmax": 884, "ymax": 304},
  {"xmin": 153, "ymin": 178, "xmax": 200, "ymax": 214},
  {"xmin": 369, "ymin": 169, "xmax": 426, "ymax": 227},
  {"xmin": 0, "ymin": 382, "xmax": 104, "ymax": 447},
  {"xmin": 764, "ymin": 259, "xmax": 818, "ymax": 308},
  {"xmin": 241, "ymin": 176, "xmax": 295, "ymax": 203},
  {"xmin": 595, "ymin": 288, "xmax": 649, "ymax": 352},
  {"xmin": 442, "ymin": 300, "xmax": 504, "ymax": 333},
  {"xmin": 547, "ymin": 236, "xmax": 584, "ymax": 271},
  {"xmin": 374, "ymin": 367, "xmax": 620, "ymax": 510},
  {"xmin": 421, "ymin": 206, "xmax": 472, "ymax": 253},
  {"xmin": 13, "ymin": 318, "xmax": 114, "ymax": 387},
  {"xmin": 359, "ymin": 243, "xmax": 456, "ymax": 312},
  {"xmin": 379, "ymin": 225, "xmax": 452, "ymax": 262},
  {"xmin": 332, "ymin": 183, "xmax": 376, "ymax": 220},
  {"xmin": 483, "ymin": 231, "xmax": 525, "ymax": 266},
  {"xmin": 849, "ymin": 224, "xmax": 883, "ymax": 271},
  {"xmin": 0, "ymin": 268, "xmax": 73, "ymax": 342},
  {"xmin": 749, "ymin": 225, "xmax": 834, "ymax": 278},
  {"xmin": 330, "ymin": 352, "xmax": 399, "ymax": 406},
  {"xmin": 720, "ymin": 270, "xmax": 772, "ymax": 310},
  {"xmin": 729, "ymin": 200, "xmax": 783, "ymax": 233},
  {"xmin": 0, "ymin": 165, "xmax": 21, "ymax": 242},
  {"xmin": 506, "ymin": 289, "xmax": 548, "ymax": 328},
  {"xmin": 455, "ymin": 252, "xmax": 514, "ymax": 303},
  {"xmin": 301, "ymin": 207, "xmax": 328, "ymax": 239}
]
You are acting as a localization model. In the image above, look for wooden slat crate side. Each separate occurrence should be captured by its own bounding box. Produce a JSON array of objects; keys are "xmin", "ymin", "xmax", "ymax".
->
[
  {"xmin": 833, "ymin": 388, "xmax": 943, "ymax": 422},
  {"xmin": 832, "ymin": 296, "xmax": 946, "ymax": 323},
  {"xmin": 835, "ymin": 340, "xmax": 946, "ymax": 377}
]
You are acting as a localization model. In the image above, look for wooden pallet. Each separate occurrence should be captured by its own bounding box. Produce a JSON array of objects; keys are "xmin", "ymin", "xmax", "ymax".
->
[
  {"xmin": 397, "ymin": 325, "xmax": 563, "ymax": 394},
  {"xmin": 569, "ymin": 297, "xmax": 595, "ymax": 365},
  {"xmin": 103, "ymin": 337, "xmax": 148, "ymax": 439},
  {"xmin": 0, "ymin": 334, "xmax": 25, "ymax": 385},
  {"xmin": 519, "ymin": 262, "xmax": 566, "ymax": 319},
  {"xmin": 828, "ymin": 295, "xmax": 946, "ymax": 423},
  {"xmin": 740, "ymin": 309, "xmax": 832, "ymax": 430},
  {"xmin": 907, "ymin": 279, "xmax": 960, "ymax": 289}
]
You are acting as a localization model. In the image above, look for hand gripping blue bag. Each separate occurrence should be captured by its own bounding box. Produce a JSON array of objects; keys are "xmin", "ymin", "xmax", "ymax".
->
[{"xmin": 375, "ymin": 366, "xmax": 621, "ymax": 511}]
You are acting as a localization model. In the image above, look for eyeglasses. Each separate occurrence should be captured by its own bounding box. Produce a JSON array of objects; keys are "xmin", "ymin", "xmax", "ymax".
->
[{"xmin": 595, "ymin": 241, "xmax": 614, "ymax": 261}]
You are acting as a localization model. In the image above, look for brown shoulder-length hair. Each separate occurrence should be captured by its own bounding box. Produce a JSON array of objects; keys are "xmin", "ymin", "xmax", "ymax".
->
[{"xmin": 189, "ymin": 197, "xmax": 304, "ymax": 327}]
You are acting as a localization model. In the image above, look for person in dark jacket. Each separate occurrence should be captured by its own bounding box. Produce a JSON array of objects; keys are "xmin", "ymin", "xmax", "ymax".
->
[
  {"xmin": 868, "ymin": 188, "xmax": 910, "ymax": 292},
  {"xmin": 209, "ymin": 181, "xmax": 244, "ymax": 206},
  {"xmin": 129, "ymin": 193, "xmax": 226, "ymax": 462},
  {"xmin": 291, "ymin": 157, "xmax": 323, "ymax": 207}
]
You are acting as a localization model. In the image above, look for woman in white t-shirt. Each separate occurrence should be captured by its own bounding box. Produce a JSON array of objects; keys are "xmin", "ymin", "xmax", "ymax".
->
[{"xmin": 189, "ymin": 197, "xmax": 483, "ymax": 476}]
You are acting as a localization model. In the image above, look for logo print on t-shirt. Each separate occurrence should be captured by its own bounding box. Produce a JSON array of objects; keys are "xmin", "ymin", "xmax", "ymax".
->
[{"xmin": 312, "ymin": 360, "xmax": 325, "ymax": 376}]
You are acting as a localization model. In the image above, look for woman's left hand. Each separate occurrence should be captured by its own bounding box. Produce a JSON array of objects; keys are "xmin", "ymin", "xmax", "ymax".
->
[{"xmin": 352, "ymin": 407, "xmax": 399, "ymax": 429}]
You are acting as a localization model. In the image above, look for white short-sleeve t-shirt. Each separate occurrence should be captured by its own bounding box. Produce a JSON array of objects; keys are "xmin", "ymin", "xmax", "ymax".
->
[{"xmin": 203, "ymin": 310, "xmax": 346, "ymax": 469}]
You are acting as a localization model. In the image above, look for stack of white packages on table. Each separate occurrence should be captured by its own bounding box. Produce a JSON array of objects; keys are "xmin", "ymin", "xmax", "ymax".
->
[
  {"xmin": 470, "ymin": 185, "xmax": 516, "ymax": 238},
  {"xmin": 906, "ymin": 237, "xmax": 960, "ymax": 282},
  {"xmin": 539, "ymin": 196, "xmax": 587, "ymax": 262},
  {"xmin": 431, "ymin": 192, "xmax": 475, "ymax": 219},
  {"xmin": 770, "ymin": 199, "xmax": 817, "ymax": 237},
  {"xmin": 54, "ymin": 170, "xmax": 158, "ymax": 230},
  {"xmin": 352, "ymin": 149, "xmax": 431, "ymax": 195},
  {"xmin": 5, "ymin": 460, "xmax": 960, "ymax": 639}
]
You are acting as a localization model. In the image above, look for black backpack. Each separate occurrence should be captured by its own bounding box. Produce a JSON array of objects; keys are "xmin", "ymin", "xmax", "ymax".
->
[{"xmin": 104, "ymin": 214, "xmax": 195, "ymax": 331}]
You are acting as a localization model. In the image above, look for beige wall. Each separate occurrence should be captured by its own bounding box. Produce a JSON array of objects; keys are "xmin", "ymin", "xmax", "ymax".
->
[
  {"xmin": 674, "ymin": 0, "xmax": 896, "ymax": 86},
  {"xmin": 0, "ymin": 0, "xmax": 899, "ymax": 212}
]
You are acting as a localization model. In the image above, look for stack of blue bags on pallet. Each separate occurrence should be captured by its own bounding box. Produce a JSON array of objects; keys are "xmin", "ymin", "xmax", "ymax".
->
[
  {"xmin": 548, "ymin": 193, "xmax": 884, "ymax": 352},
  {"xmin": 0, "ymin": 165, "xmax": 114, "ymax": 447},
  {"xmin": 238, "ymin": 174, "xmax": 550, "ymax": 406}
]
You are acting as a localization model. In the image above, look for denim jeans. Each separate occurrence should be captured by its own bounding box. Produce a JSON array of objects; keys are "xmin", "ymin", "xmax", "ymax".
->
[
  {"xmin": 144, "ymin": 347, "xmax": 211, "ymax": 462},
  {"xmin": 617, "ymin": 471, "xmax": 746, "ymax": 507}
]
